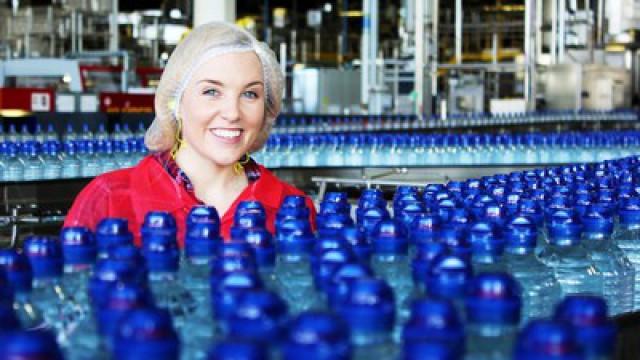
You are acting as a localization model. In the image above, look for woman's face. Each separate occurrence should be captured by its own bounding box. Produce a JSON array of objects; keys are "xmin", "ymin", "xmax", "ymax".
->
[{"xmin": 179, "ymin": 51, "xmax": 265, "ymax": 167}]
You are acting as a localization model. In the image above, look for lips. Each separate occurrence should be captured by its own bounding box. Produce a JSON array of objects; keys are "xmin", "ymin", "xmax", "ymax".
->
[{"xmin": 210, "ymin": 128, "xmax": 243, "ymax": 144}]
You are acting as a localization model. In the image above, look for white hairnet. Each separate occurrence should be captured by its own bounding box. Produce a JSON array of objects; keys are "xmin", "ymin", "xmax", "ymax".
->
[{"xmin": 145, "ymin": 21, "xmax": 284, "ymax": 154}]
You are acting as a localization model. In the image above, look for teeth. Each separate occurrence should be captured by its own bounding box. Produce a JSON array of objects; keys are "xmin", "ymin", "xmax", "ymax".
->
[{"xmin": 212, "ymin": 129, "xmax": 241, "ymax": 138}]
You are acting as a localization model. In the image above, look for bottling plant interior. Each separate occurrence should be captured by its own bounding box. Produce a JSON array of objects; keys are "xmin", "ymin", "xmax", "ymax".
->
[{"xmin": 1, "ymin": 0, "xmax": 640, "ymax": 359}]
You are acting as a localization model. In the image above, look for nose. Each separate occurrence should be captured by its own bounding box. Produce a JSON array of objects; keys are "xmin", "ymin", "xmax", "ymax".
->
[{"xmin": 219, "ymin": 95, "xmax": 241, "ymax": 123}]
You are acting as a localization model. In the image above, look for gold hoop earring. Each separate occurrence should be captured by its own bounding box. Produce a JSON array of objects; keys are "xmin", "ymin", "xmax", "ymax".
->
[
  {"xmin": 233, "ymin": 153, "xmax": 250, "ymax": 175},
  {"xmin": 170, "ymin": 117, "xmax": 184, "ymax": 160}
]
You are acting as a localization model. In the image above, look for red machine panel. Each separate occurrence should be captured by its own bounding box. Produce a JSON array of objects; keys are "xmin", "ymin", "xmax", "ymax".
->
[
  {"xmin": 0, "ymin": 87, "xmax": 55, "ymax": 112},
  {"xmin": 99, "ymin": 92, "xmax": 155, "ymax": 113}
]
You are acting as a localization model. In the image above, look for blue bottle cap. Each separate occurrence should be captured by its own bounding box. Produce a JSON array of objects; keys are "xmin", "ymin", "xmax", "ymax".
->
[
  {"xmin": 276, "ymin": 206, "xmax": 311, "ymax": 229},
  {"xmin": 60, "ymin": 226, "xmax": 97, "ymax": 265},
  {"xmin": 513, "ymin": 320, "xmax": 581, "ymax": 360},
  {"xmin": 503, "ymin": 215, "xmax": 538, "ymax": 252},
  {"xmin": 548, "ymin": 209, "xmax": 583, "ymax": 245},
  {"xmin": 465, "ymin": 272, "xmax": 521, "ymax": 325},
  {"xmin": 107, "ymin": 244, "xmax": 147, "ymax": 266},
  {"xmin": 283, "ymin": 311, "xmax": 351, "ymax": 360},
  {"xmin": 187, "ymin": 205, "xmax": 220, "ymax": 226},
  {"xmin": 281, "ymin": 195, "xmax": 307, "ymax": 209},
  {"xmin": 469, "ymin": 222, "xmax": 505, "ymax": 257},
  {"xmin": 554, "ymin": 295, "xmax": 616, "ymax": 357},
  {"xmin": 234, "ymin": 201, "xmax": 266, "ymax": 223},
  {"xmin": 141, "ymin": 234, "xmax": 179, "ymax": 273},
  {"xmin": 275, "ymin": 219, "xmax": 315, "ymax": 254},
  {"xmin": 96, "ymin": 218, "xmax": 134, "ymax": 251},
  {"xmin": 0, "ymin": 250, "xmax": 33, "ymax": 294},
  {"xmin": 411, "ymin": 242, "xmax": 447, "ymax": 284},
  {"xmin": 0, "ymin": 330, "xmax": 63, "ymax": 360},
  {"xmin": 618, "ymin": 197, "xmax": 640, "ymax": 225},
  {"xmin": 470, "ymin": 194, "xmax": 496, "ymax": 219},
  {"xmin": 409, "ymin": 213, "xmax": 441, "ymax": 246},
  {"xmin": 141, "ymin": 211, "xmax": 177, "ymax": 238},
  {"xmin": 319, "ymin": 200, "xmax": 351, "ymax": 218},
  {"xmin": 438, "ymin": 225, "xmax": 470, "ymax": 259},
  {"xmin": 425, "ymin": 254, "xmax": 472, "ymax": 300},
  {"xmin": 312, "ymin": 249, "xmax": 355, "ymax": 292},
  {"xmin": 581, "ymin": 206, "xmax": 614, "ymax": 236},
  {"xmin": 88, "ymin": 259, "xmax": 148, "ymax": 310},
  {"xmin": 226, "ymin": 289, "xmax": 288, "ymax": 343},
  {"xmin": 207, "ymin": 339, "xmax": 268, "ymax": 360},
  {"xmin": 97, "ymin": 281, "xmax": 155, "ymax": 337},
  {"xmin": 341, "ymin": 226, "xmax": 371, "ymax": 261},
  {"xmin": 358, "ymin": 207, "xmax": 390, "ymax": 239},
  {"xmin": 217, "ymin": 241, "xmax": 255, "ymax": 258},
  {"xmin": 398, "ymin": 202, "xmax": 425, "ymax": 230},
  {"xmin": 185, "ymin": 223, "xmax": 221, "ymax": 259},
  {"xmin": 403, "ymin": 298, "xmax": 464, "ymax": 346},
  {"xmin": 337, "ymin": 278, "xmax": 395, "ymax": 334},
  {"xmin": 242, "ymin": 228, "xmax": 276, "ymax": 268},
  {"xmin": 317, "ymin": 212, "xmax": 354, "ymax": 238},
  {"xmin": 323, "ymin": 191, "xmax": 349, "ymax": 205},
  {"xmin": 211, "ymin": 270, "xmax": 263, "ymax": 322},
  {"xmin": 326, "ymin": 262, "xmax": 374, "ymax": 308},
  {"xmin": 113, "ymin": 308, "xmax": 180, "ymax": 360},
  {"xmin": 371, "ymin": 219, "xmax": 409, "ymax": 255},
  {"xmin": 23, "ymin": 236, "xmax": 63, "ymax": 279}
]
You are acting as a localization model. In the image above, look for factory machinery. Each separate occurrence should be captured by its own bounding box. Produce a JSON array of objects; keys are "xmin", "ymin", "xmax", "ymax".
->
[{"xmin": 2, "ymin": 0, "xmax": 640, "ymax": 244}]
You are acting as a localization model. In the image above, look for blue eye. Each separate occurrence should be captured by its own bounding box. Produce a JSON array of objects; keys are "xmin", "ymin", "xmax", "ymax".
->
[
  {"xmin": 243, "ymin": 91, "xmax": 259, "ymax": 99},
  {"xmin": 203, "ymin": 88, "xmax": 219, "ymax": 96}
]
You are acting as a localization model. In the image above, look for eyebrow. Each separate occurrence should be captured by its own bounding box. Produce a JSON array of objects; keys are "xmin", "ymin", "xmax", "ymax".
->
[{"xmin": 197, "ymin": 79, "xmax": 264, "ymax": 88}]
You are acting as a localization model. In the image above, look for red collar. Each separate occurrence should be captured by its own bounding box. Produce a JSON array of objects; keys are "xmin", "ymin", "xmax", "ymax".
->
[{"xmin": 129, "ymin": 156, "xmax": 285, "ymax": 219}]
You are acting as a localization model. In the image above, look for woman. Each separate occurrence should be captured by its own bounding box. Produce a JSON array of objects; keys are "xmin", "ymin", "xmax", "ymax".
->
[{"xmin": 64, "ymin": 22, "xmax": 315, "ymax": 246}]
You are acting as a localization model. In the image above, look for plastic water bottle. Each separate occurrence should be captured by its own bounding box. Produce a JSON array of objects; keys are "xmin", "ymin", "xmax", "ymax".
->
[
  {"xmin": 63, "ymin": 123, "xmax": 78, "ymax": 142},
  {"xmin": 538, "ymin": 209, "xmax": 603, "ymax": 297},
  {"xmin": 19, "ymin": 124, "xmax": 33, "ymax": 142},
  {"xmin": 503, "ymin": 215, "xmax": 561, "ymax": 321},
  {"xmin": 326, "ymin": 262, "xmax": 374, "ymax": 309},
  {"xmin": 23, "ymin": 236, "xmax": 79, "ymax": 342},
  {"xmin": 274, "ymin": 218, "xmax": 320, "ymax": 313},
  {"xmin": 182, "ymin": 205, "xmax": 220, "ymax": 296},
  {"xmin": 465, "ymin": 273, "xmax": 521, "ymax": 360},
  {"xmin": 513, "ymin": 319, "xmax": 582, "ymax": 359},
  {"xmin": 21, "ymin": 141, "xmax": 43, "ymax": 180},
  {"xmin": 401, "ymin": 298, "xmax": 464, "ymax": 359},
  {"xmin": 97, "ymin": 140, "xmax": 120, "ymax": 174},
  {"xmin": 0, "ymin": 249, "xmax": 47, "ymax": 330},
  {"xmin": 553, "ymin": 295, "xmax": 616, "ymax": 360},
  {"xmin": 112, "ymin": 308, "xmax": 180, "ymax": 360},
  {"xmin": 95, "ymin": 218, "xmax": 134, "ymax": 258},
  {"xmin": 60, "ymin": 141, "xmax": 81, "ymax": 178},
  {"xmin": 468, "ymin": 221, "xmax": 506, "ymax": 273},
  {"xmin": 336, "ymin": 278, "xmax": 397, "ymax": 360},
  {"xmin": 613, "ymin": 197, "xmax": 640, "ymax": 311},
  {"xmin": 242, "ymin": 228, "xmax": 277, "ymax": 290},
  {"xmin": 211, "ymin": 270, "xmax": 263, "ymax": 337},
  {"xmin": 225, "ymin": 289, "xmax": 288, "ymax": 354},
  {"xmin": 312, "ymin": 248, "xmax": 355, "ymax": 305},
  {"xmin": 41, "ymin": 140, "xmax": 63, "ymax": 179},
  {"xmin": 282, "ymin": 311, "xmax": 351, "ymax": 360},
  {"xmin": 80, "ymin": 123, "xmax": 94, "ymax": 141},
  {"xmin": 424, "ymin": 254, "xmax": 473, "ymax": 316},
  {"xmin": 581, "ymin": 206, "xmax": 634, "ymax": 315},
  {"xmin": 140, "ymin": 211, "xmax": 195, "ymax": 329},
  {"xmin": 0, "ymin": 330, "xmax": 64, "ymax": 359},
  {"xmin": 369, "ymin": 219, "xmax": 413, "ymax": 324},
  {"xmin": 79, "ymin": 140, "xmax": 101, "ymax": 177},
  {"xmin": 60, "ymin": 227, "xmax": 96, "ymax": 319}
]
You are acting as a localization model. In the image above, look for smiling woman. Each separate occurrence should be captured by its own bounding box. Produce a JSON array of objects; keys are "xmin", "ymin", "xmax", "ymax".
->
[{"xmin": 63, "ymin": 22, "xmax": 316, "ymax": 246}]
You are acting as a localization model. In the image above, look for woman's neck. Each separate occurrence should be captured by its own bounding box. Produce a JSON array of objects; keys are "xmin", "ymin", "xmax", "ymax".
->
[{"xmin": 174, "ymin": 145, "xmax": 249, "ymax": 216}]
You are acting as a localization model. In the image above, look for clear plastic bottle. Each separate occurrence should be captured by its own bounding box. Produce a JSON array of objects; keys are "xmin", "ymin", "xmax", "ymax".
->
[
  {"xmin": 538, "ymin": 209, "xmax": 603, "ymax": 297},
  {"xmin": 112, "ymin": 308, "xmax": 180, "ymax": 360},
  {"xmin": 612, "ymin": 197, "xmax": 640, "ymax": 311},
  {"xmin": 4, "ymin": 142, "xmax": 24, "ymax": 181},
  {"xmin": 503, "ymin": 215, "xmax": 561, "ymax": 321},
  {"xmin": 21, "ymin": 141, "xmax": 44, "ymax": 180},
  {"xmin": 60, "ymin": 141, "xmax": 81, "ymax": 178},
  {"xmin": 336, "ymin": 278, "xmax": 398, "ymax": 360},
  {"xmin": 465, "ymin": 273, "xmax": 521, "ymax": 360},
  {"xmin": 41, "ymin": 141, "xmax": 63, "ymax": 179},
  {"xmin": 282, "ymin": 311, "xmax": 352, "ymax": 360}
]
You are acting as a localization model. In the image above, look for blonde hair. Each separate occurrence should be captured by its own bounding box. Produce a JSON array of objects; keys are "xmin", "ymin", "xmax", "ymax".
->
[{"xmin": 145, "ymin": 22, "xmax": 283, "ymax": 154}]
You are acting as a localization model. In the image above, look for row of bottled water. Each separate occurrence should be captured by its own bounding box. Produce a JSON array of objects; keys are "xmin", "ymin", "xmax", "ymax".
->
[
  {"xmin": 0, "ymin": 122, "xmax": 147, "ymax": 144},
  {"xmin": 2, "ymin": 155, "xmax": 639, "ymax": 359},
  {"xmin": 0, "ymin": 139, "xmax": 148, "ymax": 182},
  {"xmin": 272, "ymin": 110, "xmax": 638, "ymax": 134},
  {"xmin": 254, "ymin": 130, "xmax": 640, "ymax": 167}
]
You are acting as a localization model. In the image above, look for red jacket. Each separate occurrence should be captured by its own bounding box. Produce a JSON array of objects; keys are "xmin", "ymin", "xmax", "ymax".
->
[{"xmin": 64, "ymin": 156, "xmax": 316, "ymax": 247}]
